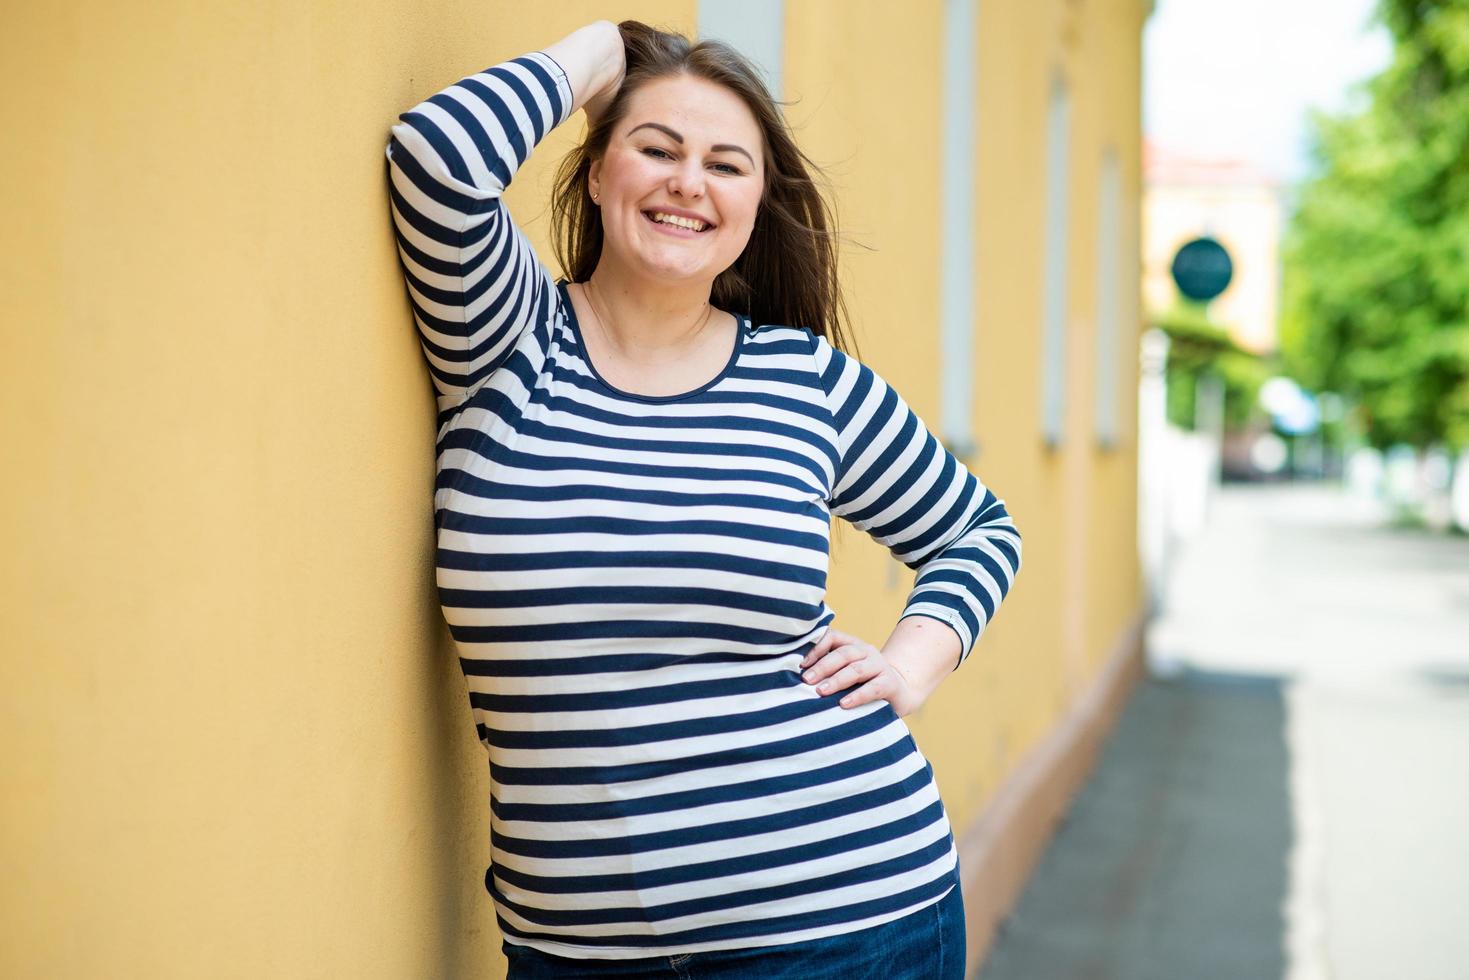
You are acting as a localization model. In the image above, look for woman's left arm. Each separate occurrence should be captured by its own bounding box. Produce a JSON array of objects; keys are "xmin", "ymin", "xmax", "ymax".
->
[{"xmin": 802, "ymin": 332, "xmax": 1024, "ymax": 715}]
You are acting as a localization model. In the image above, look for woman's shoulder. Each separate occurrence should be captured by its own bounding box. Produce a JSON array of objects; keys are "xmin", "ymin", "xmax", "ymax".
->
[
  {"xmin": 741, "ymin": 317, "xmax": 828, "ymax": 350},
  {"xmin": 741, "ymin": 319, "xmax": 835, "ymax": 366},
  {"xmin": 738, "ymin": 320, "xmax": 855, "ymax": 406}
]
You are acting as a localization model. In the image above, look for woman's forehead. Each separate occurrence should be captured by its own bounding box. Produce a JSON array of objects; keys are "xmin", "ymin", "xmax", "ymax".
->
[{"xmin": 620, "ymin": 76, "xmax": 762, "ymax": 147}]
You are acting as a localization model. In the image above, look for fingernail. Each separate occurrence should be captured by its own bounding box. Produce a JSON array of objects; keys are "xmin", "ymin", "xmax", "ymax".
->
[
  {"xmin": 817, "ymin": 683, "xmax": 830, "ymax": 693},
  {"xmin": 803, "ymin": 671, "xmax": 814, "ymax": 682}
]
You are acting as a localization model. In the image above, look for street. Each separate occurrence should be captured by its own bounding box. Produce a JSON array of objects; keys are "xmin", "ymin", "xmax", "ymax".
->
[{"xmin": 979, "ymin": 482, "xmax": 1469, "ymax": 980}]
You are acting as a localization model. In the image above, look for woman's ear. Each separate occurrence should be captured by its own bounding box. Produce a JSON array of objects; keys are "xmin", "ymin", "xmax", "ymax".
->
[{"xmin": 588, "ymin": 158, "xmax": 602, "ymax": 202}]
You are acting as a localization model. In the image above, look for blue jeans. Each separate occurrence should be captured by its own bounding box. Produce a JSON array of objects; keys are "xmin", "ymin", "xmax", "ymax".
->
[{"xmin": 501, "ymin": 884, "xmax": 967, "ymax": 979}]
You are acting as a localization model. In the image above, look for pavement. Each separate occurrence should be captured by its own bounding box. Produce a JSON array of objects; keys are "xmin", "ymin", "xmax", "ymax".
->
[{"xmin": 976, "ymin": 482, "xmax": 1469, "ymax": 980}]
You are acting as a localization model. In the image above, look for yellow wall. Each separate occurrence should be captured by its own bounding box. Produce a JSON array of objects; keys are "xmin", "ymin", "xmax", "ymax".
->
[
  {"xmin": 784, "ymin": 0, "xmax": 1148, "ymax": 833},
  {"xmin": 0, "ymin": 3, "xmax": 692, "ymax": 978},
  {"xmin": 0, "ymin": 1, "xmax": 1145, "ymax": 976}
]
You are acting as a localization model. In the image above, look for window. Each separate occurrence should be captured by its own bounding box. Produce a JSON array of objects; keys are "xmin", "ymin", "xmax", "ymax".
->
[
  {"xmin": 1095, "ymin": 146, "xmax": 1122, "ymax": 448},
  {"xmin": 1040, "ymin": 72, "xmax": 1072, "ymax": 448},
  {"xmin": 939, "ymin": 0, "xmax": 979, "ymax": 460},
  {"xmin": 698, "ymin": 0, "xmax": 785, "ymax": 99}
]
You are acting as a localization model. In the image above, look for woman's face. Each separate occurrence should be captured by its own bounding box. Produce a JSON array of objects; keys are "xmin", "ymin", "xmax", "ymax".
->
[{"xmin": 589, "ymin": 74, "xmax": 765, "ymax": 287}]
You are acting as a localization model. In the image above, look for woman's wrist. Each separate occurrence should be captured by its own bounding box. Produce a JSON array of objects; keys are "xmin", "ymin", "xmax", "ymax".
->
[
  {"xmin": 799, "ymin": 617, "xmax": 958, "ymax": 718},
  {"xmin": 881, "ymin": 616, "xmax": 962, "ymax": 707}
]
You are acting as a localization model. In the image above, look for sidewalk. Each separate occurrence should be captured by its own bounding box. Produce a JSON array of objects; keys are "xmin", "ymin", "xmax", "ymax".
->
[
  {"xmin": 976, "ymin": 668, "xmax": 1291, "ymax": 980},
  {"xmin": 977, "ymin": 482, "xmax": 1469, "ymax": 980}
]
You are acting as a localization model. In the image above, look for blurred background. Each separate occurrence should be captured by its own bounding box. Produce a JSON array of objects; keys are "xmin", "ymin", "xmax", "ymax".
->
[
  {"xmin": 1, "ymin": 1, "xmax": 1464, "ymax": 978},
  {"xmin": 988, "ymin": 2, "xmax": 1469, "ymax": 979}
]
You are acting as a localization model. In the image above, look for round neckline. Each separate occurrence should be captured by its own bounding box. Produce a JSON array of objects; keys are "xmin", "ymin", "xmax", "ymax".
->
[{"xmin": 556, "ymin": 279, "xmax": 748, "ymax": 404}]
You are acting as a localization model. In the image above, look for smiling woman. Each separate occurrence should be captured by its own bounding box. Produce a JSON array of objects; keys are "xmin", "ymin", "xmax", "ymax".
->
[
  {"xmin": 384, "ymin": 18, "xmax": 1021, "ymax": 978},
  {"xmin": 580, "ymin": 73, "xmax": 761, "ymax": 293},
  {"xmin": 559, "ymin": 68, "xmax": 769, "ymax": 397},
  {"xmin": 547, "ymin": 21, "xmax": 854, "ymax": 357}
]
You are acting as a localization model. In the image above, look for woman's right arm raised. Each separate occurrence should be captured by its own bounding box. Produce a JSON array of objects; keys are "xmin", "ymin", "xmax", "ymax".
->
[{"xmin": 385, "ymin": 21, "xmax": 624, "ymax": 411}]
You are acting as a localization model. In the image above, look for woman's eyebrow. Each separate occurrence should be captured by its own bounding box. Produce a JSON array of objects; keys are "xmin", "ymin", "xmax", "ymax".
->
[{"xmin": 628, "ymin": 121, "xmax": 755, "ymax": 167}]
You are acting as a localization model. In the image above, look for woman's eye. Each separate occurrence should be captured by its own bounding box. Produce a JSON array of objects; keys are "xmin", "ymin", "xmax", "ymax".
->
[{"xmin": 641, "ymin": 147, "xmax": 741, "ymax": 175}]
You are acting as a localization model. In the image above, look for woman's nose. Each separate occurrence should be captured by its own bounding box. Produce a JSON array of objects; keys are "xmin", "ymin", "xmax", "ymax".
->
[{"xmin": 668, "ymin": 158, "xmax": 706, "ymax": 198}]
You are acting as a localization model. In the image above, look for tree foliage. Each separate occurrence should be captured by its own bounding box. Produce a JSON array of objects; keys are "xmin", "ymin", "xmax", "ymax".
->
[
  {"xmin": 1280, "ymin": 0, "xmax": 1469, "ymax": 450},
  {"xmin": 1154, "ymin": 300, "xmax": 1272, "ymax": 431}
]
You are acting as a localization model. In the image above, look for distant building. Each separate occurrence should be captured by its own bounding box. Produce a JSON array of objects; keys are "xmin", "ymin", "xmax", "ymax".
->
[{"xmin": 1142, "ymin": 139, "xmax": 1286, "ymax": 355}]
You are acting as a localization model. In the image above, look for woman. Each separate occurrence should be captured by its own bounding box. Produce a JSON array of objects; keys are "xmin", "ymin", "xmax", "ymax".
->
[{"xmin": 385, "ymin": 18, "xmax": 1022, "ymax": 979}]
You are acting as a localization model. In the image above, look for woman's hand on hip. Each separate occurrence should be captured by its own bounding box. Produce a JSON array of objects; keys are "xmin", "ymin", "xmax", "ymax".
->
[{"xmin": 798, "ymin": 627, "xmax": 923, "ymax": 717}]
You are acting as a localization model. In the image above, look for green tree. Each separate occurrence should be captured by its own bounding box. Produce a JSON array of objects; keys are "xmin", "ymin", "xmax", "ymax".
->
[{"xmin": 1281, "ymin": 0, "xmax": 1469, "ymax": 451}]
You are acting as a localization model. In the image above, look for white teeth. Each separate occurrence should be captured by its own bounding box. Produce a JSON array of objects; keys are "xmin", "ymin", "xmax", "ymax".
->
[{"xmin": 649, "ymin": 211, "xmax": 709, "ymax": 232}]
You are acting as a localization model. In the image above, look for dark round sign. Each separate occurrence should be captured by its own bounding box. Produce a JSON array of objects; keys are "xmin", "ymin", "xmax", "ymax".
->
[{"xmin": 1170, "ymin": 237, "xmax": 1233, "ymax": 302}]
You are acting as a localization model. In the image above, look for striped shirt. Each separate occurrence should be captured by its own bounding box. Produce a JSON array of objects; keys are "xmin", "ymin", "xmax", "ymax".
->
[{"xmin": 385, "ymin": 49, "xmax": 1022, "ymax": 959}]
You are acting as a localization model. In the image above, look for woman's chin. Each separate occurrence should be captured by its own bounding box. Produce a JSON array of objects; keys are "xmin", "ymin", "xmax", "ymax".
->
[
  {"xmin": 602, "ymin": 241, "xmax": 734, "ymax": 286},
  {"xmin": 629, "ymin": 256, "xmax": 720, "ymax": 284}
]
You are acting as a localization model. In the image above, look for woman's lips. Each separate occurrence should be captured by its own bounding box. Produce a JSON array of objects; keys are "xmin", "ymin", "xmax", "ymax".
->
[{"xmin": 641, "ymin": 210, "xmax": 714, "ymax": 237}]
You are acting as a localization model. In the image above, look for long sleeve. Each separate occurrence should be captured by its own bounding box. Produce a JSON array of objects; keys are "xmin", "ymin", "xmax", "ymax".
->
[
  {"xmin": 812, "ymin": 332, "xmax": 1022, "ymax": 669},
  {"xmin": 385, "ymin": 51, "xmax": 575, "ymax": 411}
]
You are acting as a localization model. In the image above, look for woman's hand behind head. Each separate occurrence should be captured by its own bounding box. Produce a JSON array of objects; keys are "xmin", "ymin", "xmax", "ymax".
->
[
  {"xmin": 581, "ymin": 22, "xmax": 626, "ymax": 131},
  {"xmin": 541, "ymin": 20, "xmax": 625, "ymax": 131}
]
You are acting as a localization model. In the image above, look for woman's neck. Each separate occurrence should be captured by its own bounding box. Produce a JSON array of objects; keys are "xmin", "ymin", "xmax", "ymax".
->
[{"xmin": 582, "ymin": 258, "xmax": 717, "ymax": 357}]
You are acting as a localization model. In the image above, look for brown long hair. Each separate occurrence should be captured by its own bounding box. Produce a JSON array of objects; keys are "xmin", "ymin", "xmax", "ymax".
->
[{"xmin": 550, "ymin": 20, "xmax": 858, "ymax": 357}]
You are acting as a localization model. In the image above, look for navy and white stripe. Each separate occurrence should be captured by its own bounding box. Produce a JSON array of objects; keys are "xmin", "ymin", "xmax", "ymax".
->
[{"xmin": 387, "ymin": 50, "xmax": 1022, "ymax": 959}]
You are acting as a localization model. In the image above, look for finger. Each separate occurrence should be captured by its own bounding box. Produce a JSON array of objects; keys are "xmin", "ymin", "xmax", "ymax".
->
[
  {"xmin": 837, "ymin": 673, "xmax": 892, "ymax": 709},
  {"xmin": 801, "ymin": 645, "xmax": 853, "ymax": 684},
  {"xmin": 803, "ymin": 645, "xmax": 864, "ymax": 685},
  {"xmin": 813, "ymin": 655, "xmax": 882, "ymax": 695},
  {"xmin": 798, "ymin": 631, "xmax": 832, "ymax": 669},
  {"xmin": 805, "ymin": 628, "xmax": 852, "ymax": 667},
  {"xmin": 799, "ymin": 629, "xmax": 851, "ymax": 671},
  {"xmin": 805, "ymin": 646, "xmax": 869, "ymax": 687},
  {"xmin": 799, "ymin": 630, "xmax": 840, "ymax": 668}
]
